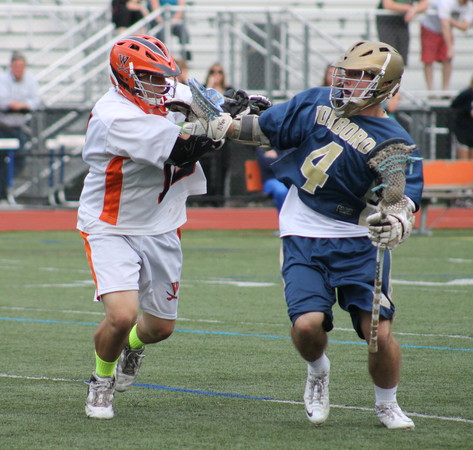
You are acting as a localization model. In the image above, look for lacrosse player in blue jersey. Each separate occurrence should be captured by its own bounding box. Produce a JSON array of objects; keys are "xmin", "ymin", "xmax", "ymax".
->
[{"xmin": 184, "ymin": 41, "xmax": 423, "ymax": 429}]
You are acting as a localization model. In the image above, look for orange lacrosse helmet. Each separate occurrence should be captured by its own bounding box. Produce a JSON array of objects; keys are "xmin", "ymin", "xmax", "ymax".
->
[{"xmin": 109, "ymin": 35, "xmax": 181, "ymax": 115}]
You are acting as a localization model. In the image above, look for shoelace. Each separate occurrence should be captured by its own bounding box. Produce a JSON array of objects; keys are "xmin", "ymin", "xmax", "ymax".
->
[
  {"xmin": 123, "ymin": 351, "xmax": 143, "ymax": 375},
  {"xmin": 377, "ymin": 403, "xmax": 406, "ymax": 420},
  {"xmin": 90, "ymin": 379, "xmax": 114, "ymax": 405},
  {"xmin": 308, "ymin": 374, "xmax": 328, "ymax": 404}
]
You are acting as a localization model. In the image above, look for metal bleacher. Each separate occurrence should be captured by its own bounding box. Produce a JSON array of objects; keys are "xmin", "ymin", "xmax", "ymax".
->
[{"xmin": 0, "ymin": 0, "xmax": 471, "ymax": 205}]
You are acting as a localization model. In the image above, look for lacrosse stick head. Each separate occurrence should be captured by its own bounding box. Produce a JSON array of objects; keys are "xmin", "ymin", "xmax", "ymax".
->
[
  {"xmin": 188, "ymin": 78, "xmax": 224, "ymax": 120},
  {"xmin": 367, "ymin": 138, "xmax": 417, "ymax": 207}
]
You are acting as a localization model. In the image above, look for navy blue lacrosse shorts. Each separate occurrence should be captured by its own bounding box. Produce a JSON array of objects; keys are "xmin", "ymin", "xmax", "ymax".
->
[{"xmin": 281, "ymin": 235, "xmax": 396, "ymax": 339}]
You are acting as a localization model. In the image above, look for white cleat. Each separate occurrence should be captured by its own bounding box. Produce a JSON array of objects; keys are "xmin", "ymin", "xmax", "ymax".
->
[
  {"xmin": 115, "ymin": 345, "xmax": 145, "ymax": 393},
  {"xmin": 303, "ymin": 364, "xmax": 330, "ymax": 425},
  {"xmin": 375, "ymin": 401, "xmax": 415, "ymax": 429},
  {"xmin": 85, "ymin": 374, "xmax": 115, "ymax": 419}
]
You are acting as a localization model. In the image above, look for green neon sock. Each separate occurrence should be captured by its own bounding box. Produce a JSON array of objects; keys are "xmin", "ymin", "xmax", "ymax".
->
[
  {"xmin": 128, "ymin": 324, "xmax": 145, "ymax": 350},
  {"xmin": 95, "ymin": 352, "xmax": 118, "ymax": 378}
]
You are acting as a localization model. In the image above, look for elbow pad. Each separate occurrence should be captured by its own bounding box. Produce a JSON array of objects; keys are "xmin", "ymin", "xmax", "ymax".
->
[
  {"xmin": 229, "ymin": 115, "xmax": 271, "ymax": 148},
  {"xmin": 166, "ymin": 135, "xmax": 223, "ymax": 167}
]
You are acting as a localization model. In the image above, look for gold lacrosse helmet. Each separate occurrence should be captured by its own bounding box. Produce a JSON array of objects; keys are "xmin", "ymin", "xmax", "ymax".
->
[{"xmin": 329, "ymin": 41, "xmax": 404, "ymax": 118}]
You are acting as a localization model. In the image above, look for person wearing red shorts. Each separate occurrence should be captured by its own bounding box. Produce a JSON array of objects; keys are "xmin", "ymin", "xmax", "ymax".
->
[{"xmin": 420, "ymin": 0, "xmax": 473, "ymax": 91}]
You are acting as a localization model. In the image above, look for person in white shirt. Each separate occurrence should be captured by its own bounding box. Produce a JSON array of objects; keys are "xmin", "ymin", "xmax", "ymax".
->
[
  {"xmin": 0, "ymin": 51, "xmax": 41, "ymax": 199},
  {"xmin": 80, "ymin": 35, "xmax": 223, "ymax": 419},
  {"xmin": 420, "ymin": 0, "xmax": 473, "ymax": 90}
]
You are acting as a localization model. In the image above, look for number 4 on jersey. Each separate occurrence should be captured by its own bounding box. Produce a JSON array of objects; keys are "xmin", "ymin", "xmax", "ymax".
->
[{"xmin": 300, "ymin": 142, "xmax": 343, "ymax": 194}]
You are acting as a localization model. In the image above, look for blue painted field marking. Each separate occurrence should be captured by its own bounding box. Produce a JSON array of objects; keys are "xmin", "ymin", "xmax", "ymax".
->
[
  {"xmin": 1, "ymin": 316, "xmax": 472, "ymax": 351},
  {"xmin": 135, "ymin": 383, "xmax": 274, "ymax": 400}
]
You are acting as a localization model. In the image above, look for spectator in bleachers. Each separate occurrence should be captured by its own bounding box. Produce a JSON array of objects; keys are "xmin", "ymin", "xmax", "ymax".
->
[
  {"xmin": 0, "ymin": 51, "xmax": 41, "ymax": 200},
  {"xmin": 420, "ymin": 0, "xmax": 473, "ymax": 91},
  {"xmin": 376, "ymin": 0, "xmax": 428, "ymax": 65},
  {"xmin": 112, "ymin": 0, "xmax": 149, "ymax": 34},
  {"xmin": 175, "ymin": 58, "xmax": 189, "ymax": 85},
  {"xmin": 200, "ymin": 63, "xmax": 234, "ymax": 204},
  {"xmin": 255, "ymin": 147, "xmax": 289, "ymax": 212},
  {"xmin": 321, "ymin": 64, "xmax": 335, "ymax": 87},
  {"xmin": 149, "ymin": 0, "xmax": 192, "ymax": 60},
  {"xmin": 384, "ymin": 92, "xmax": 401, "ymax": 119},
  {"xmin": 450, "ymin": 75, "xmax": 473, "ymax": 159},
  {"xmin": 204, "ymin": 62, "xmax": 233, "ymax": 94}
]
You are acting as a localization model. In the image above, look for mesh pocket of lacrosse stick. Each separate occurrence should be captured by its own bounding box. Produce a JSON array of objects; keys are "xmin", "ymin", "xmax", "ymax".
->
[
  {"xmin": 188, "ymin": 78, "xmax": 224, "ymax": 120},
  {"xmin": 367, "ymin": 138, "xmax": 418, "ymax": 205}
]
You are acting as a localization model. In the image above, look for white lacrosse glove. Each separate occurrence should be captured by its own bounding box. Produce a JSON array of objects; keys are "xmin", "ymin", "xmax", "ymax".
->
[
  {"xmin": 181, "ymin": 112, "xmax": 233, "ymax": 141},
  {"xmin": 366, "ymin": 196, "xmax": 415, "ymax": 250}
]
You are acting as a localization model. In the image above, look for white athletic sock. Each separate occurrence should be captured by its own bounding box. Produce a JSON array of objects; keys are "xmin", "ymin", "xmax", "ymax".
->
[
  {"xmin": 307, "ymin": 353, "xmax": 330, "ymax": 373},
  {"xmin": 374, "ymin": 385, "xmax": 398, "ymax": 405}
]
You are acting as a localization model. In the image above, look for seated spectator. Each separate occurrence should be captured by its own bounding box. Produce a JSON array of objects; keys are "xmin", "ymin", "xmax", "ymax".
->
[
  {"xmin": 450, "ymin": 75, "xmax": 473, "ymax": 160},
  {"xmin": 0, "ymin": 51, "xmax": 41, "ymax": 200},
  {"xmin": 255, "ymin": 148, "xmax": 289, "ymax": 212},
  {"xmin": 112, "ymin": 0, "xmax": 149, "ymax": 34},
  {"xmin": 150, "ymin": 0, "xmax": 192, "ymax": 60}
]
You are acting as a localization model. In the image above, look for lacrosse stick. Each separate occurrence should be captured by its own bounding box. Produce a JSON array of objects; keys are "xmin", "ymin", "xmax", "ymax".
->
[
  {"xmin": 187, "ymin": 78, "xmax": 224, "ymax": 120},
  {"xmin": 366, "ymin": 138, "xmax": 417, "ymax": 353}
]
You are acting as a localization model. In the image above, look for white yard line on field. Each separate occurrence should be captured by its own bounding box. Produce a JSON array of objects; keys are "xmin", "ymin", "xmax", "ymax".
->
[
  {"xmin": 19, "ymin": 277, "xmax": 473, "ymax": 289},
  {"xmin": 1, "ymin": 373, "xmax": 472, "ymax": 425}
]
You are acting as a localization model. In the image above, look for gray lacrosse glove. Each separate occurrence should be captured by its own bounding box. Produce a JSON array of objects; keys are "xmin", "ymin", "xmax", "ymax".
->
[
  {"xmin": 366, "ymin": 196, "xmax": 415, "ymax": 250},
  {"xmin": 181, "ymin": 112, "xmax": 233, "ymax": 141}
]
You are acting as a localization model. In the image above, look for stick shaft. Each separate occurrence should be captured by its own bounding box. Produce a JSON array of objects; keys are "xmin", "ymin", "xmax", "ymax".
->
[{"xmin": 368, "ymin": 248, "xmax": 385, "ymax": 353}]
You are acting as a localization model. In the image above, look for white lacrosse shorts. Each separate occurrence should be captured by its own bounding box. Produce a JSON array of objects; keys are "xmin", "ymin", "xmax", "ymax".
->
[{"xmin": 81, "ymin": 230, "xmax": 182, "ymax": 320}]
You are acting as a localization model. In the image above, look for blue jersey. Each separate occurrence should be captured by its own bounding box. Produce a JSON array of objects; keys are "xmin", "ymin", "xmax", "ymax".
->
[{"xmin": 258, "ymin": 87, "xmax": 424, "ymax": 224}]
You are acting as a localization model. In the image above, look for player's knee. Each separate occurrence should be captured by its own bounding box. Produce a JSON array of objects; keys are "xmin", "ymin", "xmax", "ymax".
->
[
  {"xmin": 146, "ymin": 327, "xmax": 174, "ymax": 343},
  {"xmin": 371, "ymin": 320, "xmax": 395, "ymax": 349},
  {"xmin": 153, "ymin": 326, "xmax": 174, "ymax": 342},
  {"xmin": 108, "ymin": 311, "xmax": 138, "ymax": 335},
  {"xmin": 142, "ymin": 316, "xmax": 175, "ymax": 343},
  {"xmin": 294, "ymin": 312, "xmax": 326, "ymax": 337}
]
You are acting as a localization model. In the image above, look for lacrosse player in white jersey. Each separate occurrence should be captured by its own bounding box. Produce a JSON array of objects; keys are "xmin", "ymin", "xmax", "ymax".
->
[
  {"xmin": 185, "ymin": 41, "xmax": 424, "ymax": 429},
  {"xmin": 79, "ymin": 35, "xmax": 229, "ymax": 419}
]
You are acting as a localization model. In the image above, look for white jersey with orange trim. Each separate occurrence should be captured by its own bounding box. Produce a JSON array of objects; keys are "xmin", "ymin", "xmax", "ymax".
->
[{"xmin": 77, "ymin": 85, "xmax": 207, "ymax": 236}]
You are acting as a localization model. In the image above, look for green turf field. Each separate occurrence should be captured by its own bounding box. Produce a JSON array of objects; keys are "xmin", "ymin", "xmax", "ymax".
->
[{"xmin": 0, "ymin": 229, "xmax": 472, "ymax": 449}]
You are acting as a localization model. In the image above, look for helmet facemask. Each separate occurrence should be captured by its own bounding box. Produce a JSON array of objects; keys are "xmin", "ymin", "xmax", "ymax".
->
[
  {"xmin": 130, "ymin": 64, "xmax": 177, "ymax": 108},
  {"xmin": 330, "ymin": 68, "xmax": 382, "ymax": 117}
]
